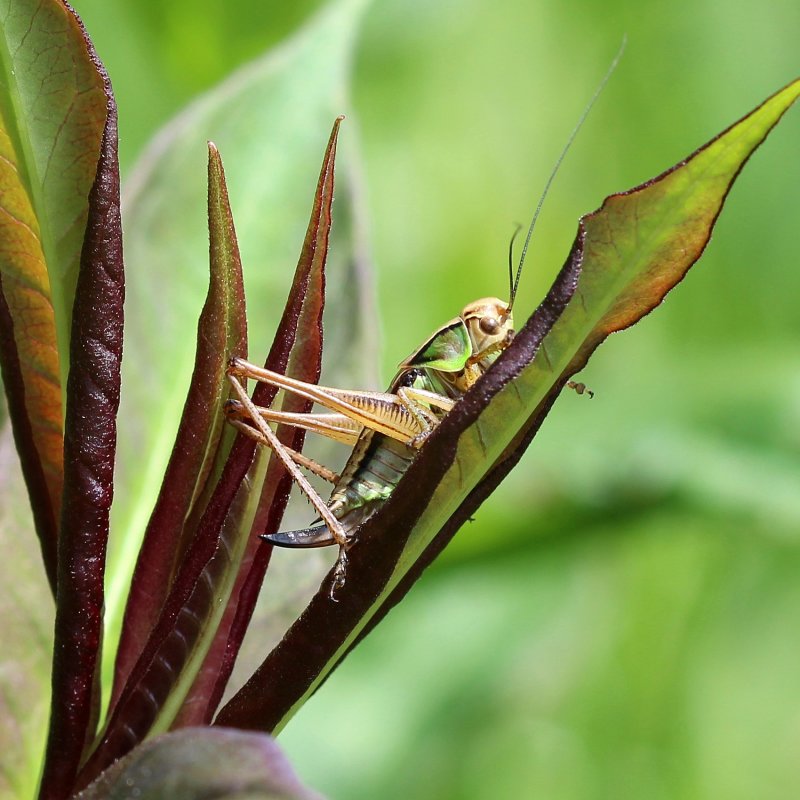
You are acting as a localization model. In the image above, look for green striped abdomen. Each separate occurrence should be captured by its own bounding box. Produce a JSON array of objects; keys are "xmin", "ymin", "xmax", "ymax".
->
[{"xmin": 327, "ymin": 428, "xmax": 416, "ymax": 534}]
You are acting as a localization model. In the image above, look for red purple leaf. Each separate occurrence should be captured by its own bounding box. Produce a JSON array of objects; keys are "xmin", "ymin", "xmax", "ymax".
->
[
  {"xmin": 77, "ymin": 118, "xmax": 341, "ymax": 783},
  {"xmin": 185, "ymin": 118, "xmax": 338, "ymax": 726},
  {"xmin": 38, "ymin": 45, "xmax": 122, "ymax": 800},
  {"xmin": 111, "ymin": 143, "xmax": 248, "ymax": 709}
]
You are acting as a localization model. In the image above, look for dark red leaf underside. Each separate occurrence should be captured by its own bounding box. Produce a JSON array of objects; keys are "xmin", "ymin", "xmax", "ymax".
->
[
  {"xmin": 78, "ymin": 119, "xmax": 341, "ymax": 783},
  {"xmin": 193, "ymin": 120, "xmax": 341, "ymax": 724},
  {"xmin": 38, "ymin": 49, "xmax": 122, "ymax": 800},
  {"xmin": 172, "ymin": 122, "xmax": 333, "ymax": 725},
  {"xmin": 110, "ymin": 144, "xmax": 248, "ymax": 709}
]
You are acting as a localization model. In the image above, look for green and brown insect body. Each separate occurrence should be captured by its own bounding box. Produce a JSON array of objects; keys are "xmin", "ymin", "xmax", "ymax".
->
[
  {"xmin": 267, "ymin": 370, "xmax": 429, "ymax": 548},
  {"xmin": 226, "ymin": 56, "xmax": 623, "ymax": 588},
  {"xmin": 226, "ymin": 297, "xmax": 515, "ymax": 553}
]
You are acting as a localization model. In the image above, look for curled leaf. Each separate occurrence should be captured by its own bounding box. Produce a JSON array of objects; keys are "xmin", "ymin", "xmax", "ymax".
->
[
  {"xmin": 0, "ymin": 0, "xmax": 108, "ymax": 591},
  {"xmin": 38, "ymin": 23, "xmax": 123, "ymax": 800}
]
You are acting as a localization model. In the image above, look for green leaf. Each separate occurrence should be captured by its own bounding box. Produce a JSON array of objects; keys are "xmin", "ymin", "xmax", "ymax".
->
[
  {"xmin": 394, "ymin": 74, "xmax": 800, "ymax": 605},
  {"xmin": 0, "ymin": 425, "xmax": 54, "ymax": 800},
  {"xmin": 78, "ymin": 728, "xmax": 323, "ymax": 800},
  {"xmin": 105, "ymin": 0, "xmax": 373, "ymax": 677},
  {"xmin": 216, "ymin": 78, "xmax": 800, "ymax": 732},
  {"xmin": 0, "ymin": 0, "xmax": 109, "ymax": 590}
]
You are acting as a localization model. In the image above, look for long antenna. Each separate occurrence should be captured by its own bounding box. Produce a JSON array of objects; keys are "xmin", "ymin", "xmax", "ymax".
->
[
  {"xmin": 507, "ymin": 36, "xmax": 627, "ymax": 312},
  {"xmin": 507, "ymin": 223, "xmax": 523, "ymax": 301}
]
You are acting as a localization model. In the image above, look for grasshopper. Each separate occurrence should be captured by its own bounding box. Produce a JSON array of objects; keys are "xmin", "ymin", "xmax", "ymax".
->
[
  {"xmin": 226, "ymin": 247, "xmax": 590, "ymax": 593},
  {"xmin": 225, "ymin": 48, "xmax": 618, "ymax": 592},
  {"xmin": 226, "ymin": 290, "xmax": 519, "ymax": 590}
]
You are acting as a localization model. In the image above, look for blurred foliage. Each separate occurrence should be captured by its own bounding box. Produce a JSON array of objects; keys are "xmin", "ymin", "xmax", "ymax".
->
[{"xmin": 72, "ymin": 0, "xmax": 799, "ymax": 798}]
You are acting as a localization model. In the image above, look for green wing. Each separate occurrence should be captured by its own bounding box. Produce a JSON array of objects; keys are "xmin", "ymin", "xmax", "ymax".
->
[{"xmin": 399, "ymin": 318, "xmax": 472, "ymax": 373}]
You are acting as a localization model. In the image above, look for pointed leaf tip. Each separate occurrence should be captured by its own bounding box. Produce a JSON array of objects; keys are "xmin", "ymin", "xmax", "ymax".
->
[
  {"xmin": 107, "ymin": 3, "xmax": 373, "ymax": 694},
  {"xmin": 558, "ymin": 73, "xmax": 800, "ymax": 380},
  {"xmin": 0, "ymin": 0, "xmax": 109, "ymax": 594},
  {"xmin": 178, "ymin": 116, "xmax": 343, "ymax": 726},
  {"xmin": 110, "ymin": 140, "xmax": 247, "ymax": 712}
]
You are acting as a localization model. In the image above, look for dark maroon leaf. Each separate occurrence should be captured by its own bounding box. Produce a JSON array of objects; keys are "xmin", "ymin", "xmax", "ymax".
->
[
  {"xmin": 38, "ymin": 50, "xmax": 122, "ymax": 800},
  {"xmin": 186, "ymin": 118, "xmax": 338, "ymax": 725},
  {"xmin": 111, "ymin": 143, "xmax": 248, "ymax": 709},
  {"xmin": 77, "ymin": 118, "xmax": 341, "ymax": 783}
]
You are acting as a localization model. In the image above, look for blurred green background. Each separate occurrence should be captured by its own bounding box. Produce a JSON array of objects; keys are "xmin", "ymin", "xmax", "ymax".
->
[{"xmin": 73, "ymin": 1, "xmax": 799, "ymax": 797}]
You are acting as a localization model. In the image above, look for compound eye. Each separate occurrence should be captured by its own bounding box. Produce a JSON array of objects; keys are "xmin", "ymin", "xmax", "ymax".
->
[{"xmin": 479, "ymin": 316, "xmax": 500, "ymax": 336}]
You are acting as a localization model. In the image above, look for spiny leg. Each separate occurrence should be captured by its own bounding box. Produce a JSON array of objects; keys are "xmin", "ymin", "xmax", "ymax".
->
[
  {"xmin": 227, "ymin": 418, "xmax": 340, "ymax": 484},
  {"xmin": 226, "ymin": 374, "xmax": 350, "ymax": 596},
  {"xmin": 229, "ymin": 356, "xmax": 423, "ymax": 445},
  {"xmin": 225, "ymin": 397, "xmax": 362, "ymax": 446}
]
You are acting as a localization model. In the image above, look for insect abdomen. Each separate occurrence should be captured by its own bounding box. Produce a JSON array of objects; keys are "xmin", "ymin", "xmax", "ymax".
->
[{"xmin": 329, "ymin": 430, "xmax": 416, "ymax": 531}]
